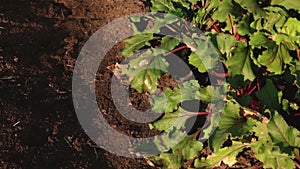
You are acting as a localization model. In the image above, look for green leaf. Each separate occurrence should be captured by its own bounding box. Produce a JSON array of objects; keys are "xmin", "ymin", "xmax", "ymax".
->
[
  {"xmin": 122, "ymin": 49, "xmax": 169, "ymax": 93},
  {"xmin": 151, "ymin": 0, "xmax": 185, "ymax": 16},
  {"xmin": 250, "ymin": 33, "xmax": 292, "ymax": 74},
  {"xmin": 268, "ymin": 112, "xmax": 300, "ymax": 149},
  {"xmin": 151, "ymin": 0, "xmax": 176, "ymax": 12},
  {"xmin": 289, "ymin": 60, "xmax": 300, "ymax": 86},
  {"xmin": 256, "ymin": 79, "xmax": 280, "ymax": 110},
  {"xmin": 236, "ymin": 94, "xmax": 250, "ymax": 107},
  {"xmin": 152, "ymin": 87, "xmax": 181, "ymax": 113},
  {"xmin": 282, "ymin": 18, "xmax": 300, "ymax": 36},
  {"xmin": 131, "ymin": 69, "xmax": 162, "ymax": 93},
  {"xmin": 151, "ymin": 108, "xmax": 188, "ymax": 131},
  {"xmin": 154, "ymin": 134, "xmax": 203, "ymax": 169},
  {"xmin": 211, "ymin": 0, "xmax": 243, "ymax": 22},
  {"xmin": 258, "ymin": 47, "xmax": 284, "ymax": 74},
  {"xmin": 249, "ymin": 32, "xmax": 274, "ymax": 48},
  {"xmin": 238, "ymin": 14, "xmax": 255, "ymax": 36},
  {"xmin": 271, "ymin": 0, "xmax": 300, "ymax": 11},
  {"xmin": 160, "ymin": 36, "xmax": 180, "ymax": 51},
  {"xmin": 209, "ymin": 102, "xmax": 257, "ymax": 152},
  {"xmin": 188, "ymin": 38, "xmax": 219, "ymax": 73},
  {"xmin": 251, "ymin": 122, "xmax": 296, "ymax": 169},
  {"xmin": 151, "ymin": 80, "xmax": 212, "ymax": 113},
  {"xmin": 226, "ymin": 42, "xmax": 255, "ymax": 81},
  {"xmin": 208, "ymin": 33, "xmax": 237, "ymax": 58},
  {"xmin": 179, "ymin": 80, "xmax": 202, "ymax": 101},
  {"xmin": 250, "ymin": 6, "xmax": 288, "ymax": 33},
  {"xmin": 121, "ymin": 34, "xmax": 154, "ymax": 57},
  {"xmin": 227, "ymin": 75, "xmax": 250, "ymax": 89},
  {"xmin": 280, "ymin": 18, "xmax": 300, "ymax": 45},
  {"xmin": 235, "ymin": 0, "xmax": 266, "ymax": 17},
  {"xmin": 188, "ymin": 52, "xmax": 206, "ymax": 73},
  {"xmin": 196, "ymin": 142, "xmax": 247, "ymax": 167}
]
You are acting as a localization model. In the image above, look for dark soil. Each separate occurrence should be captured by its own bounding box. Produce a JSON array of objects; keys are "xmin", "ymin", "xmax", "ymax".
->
[
  {"xmin": 0, "ymin": 0, "xmax": 155, "ymax": 168},
  {"xmin": 0, "ymin": 1, "xmax": 266, "ymax": 169}
]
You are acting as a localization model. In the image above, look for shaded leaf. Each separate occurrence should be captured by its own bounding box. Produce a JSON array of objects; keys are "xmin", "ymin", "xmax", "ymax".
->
[
  {"xmin": 226, "ymin": 42, "xmax": 255, "ymax": 81},
  {"xmin": 209, "ymin": 102, "xmax": 257, "ymax": 152},
  {"xmin": 152, "ymin": 87, "xmax": 181, "ymax": 113},
  {"xmin": 121, "ymin": 34, "xmax": 154, "ymax": 57},
  {"xmin": 256, "ymin": 79, "xmax": 280, "ymax": 110},
  {"xmin": 160, "ymin": 36, "xmax": 180, "ymax": 51},
  {"xmin": 268, "ymin": 112, "xmax": 300, "ymax": 149}
]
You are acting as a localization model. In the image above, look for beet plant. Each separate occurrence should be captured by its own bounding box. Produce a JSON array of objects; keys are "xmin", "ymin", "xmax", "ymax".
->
[{"xmin": 118, "ymin": 0, "xmax": 300, "ymax": 168}]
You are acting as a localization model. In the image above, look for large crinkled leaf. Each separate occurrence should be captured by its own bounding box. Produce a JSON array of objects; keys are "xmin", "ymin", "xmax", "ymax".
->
[
  {"xmin": 256, "ymin": 46, "xmax": 281, "ymax": 74},
  {"xmin": 150, "ymin": 108, "xmax": 189, "ymax": 131},
  {"xmin": 280, "ymin": 18, "xmax": 300, "ymax": 45},
  {"xmin": 180, "ymin": 80, "xmax": 214, "ymax": 102},
  {"xmin": 151, "ymin": 0, "xmax": 176, "ymax": 12},
  {"xmin": 249, "ymin": 32, "xmax": 275, "ymax": 48},
  {"xmin": 250, "ymin": 6, "xmax": 287, "ymax": 33},
  {"xmin": 150, "ymin": 0, "xmax": 185, "ymax": 17},
  {"xmin": 250, "ymin": 33, "xmax": 292, "ymax": 74},
  {"xmin": 146, "ymin": 14, "xmax": 181, "ymax": 33},
  {"xmin": 154, "ymin": 134, "xmax": 203, "ymax": 169},
  {"xmin": 151, "ymin": 80, "xmax": 213, "ymax": 113},
  {"xmin": 238, "ymin": 14, "xmax": 255, "ymax": 36},
  {"xmin": 251, "ymin": 122, "xmax": 296, "ymax": 169},
  {"xmin": 151, "ymin": 87, "xmax": 181, "ymax": 113},
  {"xmin": 188, "ymin": 38, "xmax": 219, "ymax": 73},
  {"xmin": 256, "ymin": 79, "xmax": 280, "ymax": 110},
  {"xmin": 208, "ymin": 33, "xmax": 237, "ymax": 58},
  {"xmin": 209, "ymin": 102, "xmax": 257, "ymax": 152},
  {"xmin": 131, "ymin": 69, "xmax": 162, "ymax": 94},
  {"xmin": 226, "ymin": 42, "xmax": 255, "ymax": 81},
  {"xmin": 211, "ymin": 0, "xmax": 243, "ymax": 22},
  {"xmin": 196, "ymin": 142, "xmax": 247, "ymax": 168},
  {"xmin": 268, "ymin": 112, "xmax": 300, "ymax": 149},
  {"xmin": 188, "ymin": 52, "xmax": 207, "ymax": 73},
  {"xmin": 271, "ymin": 0, "xmax": 300, "ymax": 11},
  {"xmin": 122, "ymin": 49, "xmax": 169, "ymax": 93},
  {"xmin": 250, "ymin": 7, "xmax": 287, "ymax": 34},
  {"xmin": 263, "ymin": 12, "xmax": 286, "ymax": 34},
  {"xmin": 160, "ymin": 36, "xmax": 180, "ymax": 51},
  {"xmin": 179, "ymin": 80, "xmax": 202, "ymax": 101},
  {"xmin": 282, "ymin": 18, "xmax": 300, "ymax": 36},
  {"xmin": 121, "ymin": 34, "xmax": 154, "ymax": 57},
  {"xmin": 235, "ymin": 0, "xmax": 266, "ymax": 17}
]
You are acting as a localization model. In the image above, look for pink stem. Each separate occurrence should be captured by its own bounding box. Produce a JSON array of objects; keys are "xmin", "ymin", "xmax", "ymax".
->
[
  {"xmin": 164, "ymin": 45, "xmax": 188, "ymax": 56},
  {"xmin": 208, "ymin": 18, "xmax": 221, "ymax": 33},
  {"xmin": 236, "ymin": 89, "xmax": 241, "ymax": 97},
  {"xmin": 257, "ymin": 80, "xmax": 261, "ymax": 91},
  {"xmin": 209, "ymin": 72, "xmax": 230, "ymax": 77},
  {"xmin": 247, "ymin": 81, "xmax": 253, "ymax": 90},
  {"xmin": 294, "ymin": 113, "xmax": 300, "ymax": 117},
  {"xmin": 247, "ymin": 85, "xmax": 257, "ymax": 95}
]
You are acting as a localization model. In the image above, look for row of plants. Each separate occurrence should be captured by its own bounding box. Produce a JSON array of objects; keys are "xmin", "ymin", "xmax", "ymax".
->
[{"xmin": 118, "ymin": 0, "xmax": 300, "ymax": 168}]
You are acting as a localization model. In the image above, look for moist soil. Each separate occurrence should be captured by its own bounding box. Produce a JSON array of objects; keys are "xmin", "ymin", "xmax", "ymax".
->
[{"xmin": 1, "ymin": 1, "xmax": 263, "ymax": 168}]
